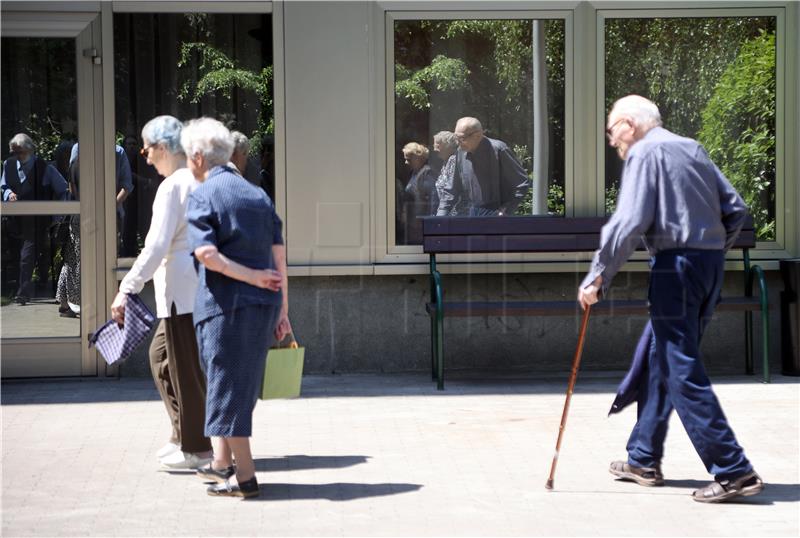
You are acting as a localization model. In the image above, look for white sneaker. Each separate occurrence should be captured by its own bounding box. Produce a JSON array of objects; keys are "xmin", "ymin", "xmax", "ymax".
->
[
  {"xmin": 156, "ymin": 442, "xmax": 181, "ymax": 459},
  {"xmin": 160, "ymin": 451, "xmax": 212, "ymax": 470}
]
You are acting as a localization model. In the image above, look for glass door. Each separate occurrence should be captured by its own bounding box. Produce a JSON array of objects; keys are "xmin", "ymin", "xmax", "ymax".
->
[{"xmin": 1, "ymin": 10, "xmax": 101, "ymax": 377}]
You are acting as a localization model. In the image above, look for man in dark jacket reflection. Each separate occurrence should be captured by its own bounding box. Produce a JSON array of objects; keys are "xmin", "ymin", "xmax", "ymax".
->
[{"xmin": 436, "ymin": 117, "xmax": 530, "ymax": 217}]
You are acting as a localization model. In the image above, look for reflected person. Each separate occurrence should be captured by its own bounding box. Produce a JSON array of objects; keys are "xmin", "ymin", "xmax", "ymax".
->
[
  {"xmin": 437, "ymin": 117, "xmax": 530, "ymax": 217},
  {"xmin": 432, "ymin": 131, "xmax": 460, "ymax": 216},
  {"xmin": 1, "ymin": 133, "xmax": 68, "ymax": 304},
  {"xmin": 401, "ymin": 142, "xmax": 438, "ymax": 244},
  {"xmin": 229, "ymin": 131, "xmax": 261, "ymax": 187},
  {"xmin": 70, "ymin": 143, "xmax": 133, "ymax": 251},
  {"xmin": 56, "ymin": 155, "xmax": 80, "ymax": 317}
]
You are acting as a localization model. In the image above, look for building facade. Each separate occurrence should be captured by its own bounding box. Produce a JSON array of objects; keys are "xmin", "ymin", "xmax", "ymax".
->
[{"xmin": 2, "ymin": 0, "xmax": 798, "ymax": 379}]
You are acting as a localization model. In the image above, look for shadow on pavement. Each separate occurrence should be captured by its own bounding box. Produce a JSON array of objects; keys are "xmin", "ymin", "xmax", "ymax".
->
[
  {"xmin": 1, "ymin": 379, "xmax": 160, "ymax": 405},
  {"xmin": 249, "ymin": 482, "xmax": 422, "ymax": 501},
  {"xmin": 2, "ymin": 374, "xmax": 796, "ymax": 405},
  {"xmin": 254, "ymin": 454, "xmax": 370, "ymax": 472},
  {"xmin": 665, "ymin": 479, "xmax": 800, "ymax": 505}
]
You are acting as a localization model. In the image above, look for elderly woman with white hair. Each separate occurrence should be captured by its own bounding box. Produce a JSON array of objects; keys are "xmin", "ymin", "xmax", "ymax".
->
[
  {"xmin": 229, "ymin": 130, "xmax": 250, "ymax": 176},
  {"xmin": 432, "ymin": 131, "xmax": 460, "ymax": 216},
  {"xmin": 182, "ymin": 117, "xmax": 290, "ymax": 498},
  {"xmin": 111, "ymin": 115, "xmax": 212, "ymax": 469}
]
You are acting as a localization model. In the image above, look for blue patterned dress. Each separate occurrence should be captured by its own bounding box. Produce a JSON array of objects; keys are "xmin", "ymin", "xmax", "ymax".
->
[{"xmin": 186, "ymin": 165, "xmax": 284, "ymax": 437}]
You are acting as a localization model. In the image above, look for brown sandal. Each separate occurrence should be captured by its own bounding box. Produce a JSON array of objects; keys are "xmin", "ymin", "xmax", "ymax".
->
[
  {"xmin": 609, "ymin": 460, "xmax": 664, "ymax": 487},
  {"xmin": 693, "ymin": 471, "xmax": 764, "ymax": 503}
]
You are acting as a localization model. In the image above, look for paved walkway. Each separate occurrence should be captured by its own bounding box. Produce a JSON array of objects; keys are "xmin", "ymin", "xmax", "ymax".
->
[{"xmin": 2, "ymin": 373, "xmax": 799, "ymax": 537}]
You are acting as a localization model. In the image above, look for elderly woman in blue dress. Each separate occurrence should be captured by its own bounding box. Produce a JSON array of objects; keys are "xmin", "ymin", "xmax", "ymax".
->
[{"xmin": 182, "ymin": 117, "xmax": 290, "ymax": 498}]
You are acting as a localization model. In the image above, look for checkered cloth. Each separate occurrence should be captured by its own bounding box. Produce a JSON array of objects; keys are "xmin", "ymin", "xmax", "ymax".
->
[{"xmin": 89, "ymin": 293, "xmax": 156, "ymax": 365}]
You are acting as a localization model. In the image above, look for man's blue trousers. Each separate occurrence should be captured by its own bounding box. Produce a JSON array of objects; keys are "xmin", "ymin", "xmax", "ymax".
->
[{"xmin": 626, "ymin": 249, "xmax": 753, "ymax": 481}]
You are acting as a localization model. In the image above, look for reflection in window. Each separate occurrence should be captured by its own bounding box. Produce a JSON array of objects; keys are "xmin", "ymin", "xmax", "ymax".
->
[
  {"xmin": 114, "ymin": 13, "xmax": 273, "ymax": 257},
  {"xmin": 0, "ymin": 37, "xmax": 76, "ymax": 195},
  {"xmin": 0, "ymin": 213, "xmax": 81, "ymax": 337},
  {"xmin": 394, "ymin": 19, "xmax": 566, "ymax": 245},
  {"xmin": 604, "ymin": 17, "xmax": 777, "ymax": 240}
]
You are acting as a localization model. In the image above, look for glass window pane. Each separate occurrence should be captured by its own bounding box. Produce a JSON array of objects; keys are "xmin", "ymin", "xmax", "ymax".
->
[
  {"xmin": 604, "ymin": 17, "xmax": 777, "ymax": 240},
  {"xmin": 113, "ymin": 13, "xmax": 273, "ymax": 257},
  {"xmin": 393, "ymin": 19, "xmax": 566, "ymax": 246},
  {"xmin": 1, "ymin": 37, "xmax": 76, "ymax": 203},
  {"xmin": 1, "ymin": 213, "xmax": 81, "ymax": 337}
]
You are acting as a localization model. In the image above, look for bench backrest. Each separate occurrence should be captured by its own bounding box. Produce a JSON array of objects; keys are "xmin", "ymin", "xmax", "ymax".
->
[{"xmin": 422, "ymin": 215, "xmax": 756, "ymax": 254}]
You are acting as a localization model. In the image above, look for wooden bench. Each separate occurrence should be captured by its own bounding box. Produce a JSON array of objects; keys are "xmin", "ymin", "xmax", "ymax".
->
[{"xmin": 423, "ymin": 215, "xmax": 770, "ymax": 390}]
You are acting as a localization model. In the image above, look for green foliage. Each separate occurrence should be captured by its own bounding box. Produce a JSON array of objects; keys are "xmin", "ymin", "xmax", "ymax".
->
[
  {"xmin": 396, "ymin": 20, "xmax": 564, "ymax": 112},
  {"xmin": 605, "ymin": 182, "xmax": 619, "ymax": 215},
  {"xmin": 23, "ymin": 113, "xmax": 66, "ymax": 162},
  {"xmin": 698, "ymin": 31, "xmax": 776, "ymax": 240},
  {"xmin": 603, "ymin": 17, "xmax": 776, "ymax": 228},
  {"xmin": 177, "ymin": 42, "xmax": 274, "ymax": 154},
  {"xmin": 605, "ymin": 17, "xmax": 773, "ymax": 138},
  {"xmin": 395, "ymin": 55, "xmax": 470, "ymax": 109},
  {"xmin": 515, "ymin": 181, "xmax": 565, "ymax": 216}
]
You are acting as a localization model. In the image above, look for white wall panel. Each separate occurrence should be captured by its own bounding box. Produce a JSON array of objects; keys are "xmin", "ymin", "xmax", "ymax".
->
[{"xmin": 284, "ymin": 1, "xmax": 371, "ymax": 265}]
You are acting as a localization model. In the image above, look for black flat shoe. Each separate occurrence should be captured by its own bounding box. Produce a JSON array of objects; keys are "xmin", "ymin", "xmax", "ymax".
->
[
  {"xmin": 195, "ymin": 464, "xmax": 235, "ymax": 483},
  {"xmin": 207, "ymin": 476, "xmax": 260, "ymax": 498}
]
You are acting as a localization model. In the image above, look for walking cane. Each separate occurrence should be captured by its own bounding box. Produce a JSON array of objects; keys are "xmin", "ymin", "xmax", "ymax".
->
[{"xmin": 545, "ymin": 304, "xmax": 592, "ymax": 490}]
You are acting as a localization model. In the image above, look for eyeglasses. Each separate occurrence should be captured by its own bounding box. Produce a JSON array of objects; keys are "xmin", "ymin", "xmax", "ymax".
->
[
  {"xmin": 455, "ymin": 130, "xmax": 479, "ymax": 142},
  {"xmin": 139, "ymin": 144, "xmax": 155, "ymax": 156},
  {"xmin": 605, "ymin": 118, "xmax": 628, "ymax": 140}
]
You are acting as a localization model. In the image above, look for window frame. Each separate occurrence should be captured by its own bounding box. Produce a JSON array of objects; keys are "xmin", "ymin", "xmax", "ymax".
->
[
  {"xmin": 596, "ymin": 6, "xmax": 790, "ymax": 260},
  {"xmin": 381, "ymin": 8, "xmax": 575, "ymax": 264},
  {"xmin": 107, "ymin": 1, "xmax": 276, "ymax": 276}
]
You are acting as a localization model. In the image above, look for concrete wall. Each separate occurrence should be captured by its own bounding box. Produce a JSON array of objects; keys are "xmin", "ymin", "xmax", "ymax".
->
[
  {"xmin": 282, "ymin": 1, "xmax": 373, "ymax": 265},
  {"xmin": 120, "ymin": 270, "xmax": 782, "ymax": 379}
]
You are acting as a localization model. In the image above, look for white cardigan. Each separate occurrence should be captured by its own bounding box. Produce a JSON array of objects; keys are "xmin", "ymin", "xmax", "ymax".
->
[{"xmin": 119, "ymin": 168, "xmax": 199, "ymax": 318}]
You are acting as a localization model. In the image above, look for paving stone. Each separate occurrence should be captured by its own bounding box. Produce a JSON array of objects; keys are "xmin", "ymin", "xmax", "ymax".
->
[{"xmin": 1, "ymin": 373, "xmax": 798, "ymax": 536}]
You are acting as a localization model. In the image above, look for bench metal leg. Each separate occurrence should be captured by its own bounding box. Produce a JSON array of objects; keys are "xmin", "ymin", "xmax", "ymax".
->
[
  {"xmin": 436, "ymin": 303, "xmax": 444, "ymax": 390},
  {"xmin": 745, "ymin": 311, "xmax": 754, "ymax": 375},
  {"xmin": 429, "ymin": 256, "xmax": 445, "ymax": 389},
  {"xmin": 430, "ymin": 314, "xmax": 437, "ymax": 381},
  {"xmin": 745, "ymin": 262, "xmax": 770, "ymax": 383},
  {"xmin": 750, "ymin": 265, "xmax": 770, "ymax": 383}
]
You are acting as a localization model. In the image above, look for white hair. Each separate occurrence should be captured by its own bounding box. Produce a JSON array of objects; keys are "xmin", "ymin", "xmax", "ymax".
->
[
  {"xmin": 610, "ymin": 95, "xmax": 662, "ymax": 130},
  {"xmin": 180, "ymin": 117, "xmax": 234, "ymax": 167},
  {"xmin": 433, "ymin": 131, "xmax": 458, "ymax": 152},
  {"xmin": 230, "ymin": 131, "xmax": 250, "ymax": 155},
  {"xmin": 142, "ymin": 115, "xmax": 184, "ymax": 154},
  {"xmin": 9, "ymin": 133, "xmax": 35, "ymax": 152}
]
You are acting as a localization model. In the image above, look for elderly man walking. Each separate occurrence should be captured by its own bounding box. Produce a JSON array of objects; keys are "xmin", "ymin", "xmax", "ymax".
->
[
  {"xmin": 578, "ymin": 95, "xmax": 763, "ymax": 503},
  {"xmin": 436, "ymin": 117, "xmax": 530, "ymax": 217}
]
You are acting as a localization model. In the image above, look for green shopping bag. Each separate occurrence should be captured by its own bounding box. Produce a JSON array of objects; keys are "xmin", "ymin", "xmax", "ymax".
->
[{"xmin": 260, "ymin": 335, "xmax": 305, "ymax": 399}]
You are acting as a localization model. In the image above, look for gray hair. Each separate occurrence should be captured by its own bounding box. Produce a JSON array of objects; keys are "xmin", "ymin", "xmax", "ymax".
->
[
  {"xmin": 230, "ymin": 131, "xmax": 250, "ymax": 155},
  {"xmin": 141, "ymin": 115, "xmax": 184, "ymax": 154},
  {"xmin": 610, "ymin": 95, "xmax": 662, "ymax": 130},
  {"xmin": 180, "ymin": 117, "xmax": 234, "ymax": 167},
  {"xmin": 9, "ymin": 133, "xmax": 35, "ymax": 152},
  {"xmin": 433, "ymin": 131, "xmax": 458, "ymax": 152}
]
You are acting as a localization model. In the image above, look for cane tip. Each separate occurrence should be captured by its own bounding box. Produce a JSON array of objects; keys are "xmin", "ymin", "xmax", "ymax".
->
[{"xmin": 545, "ymin": 479, "xmax": 554, "ymax": 490}]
